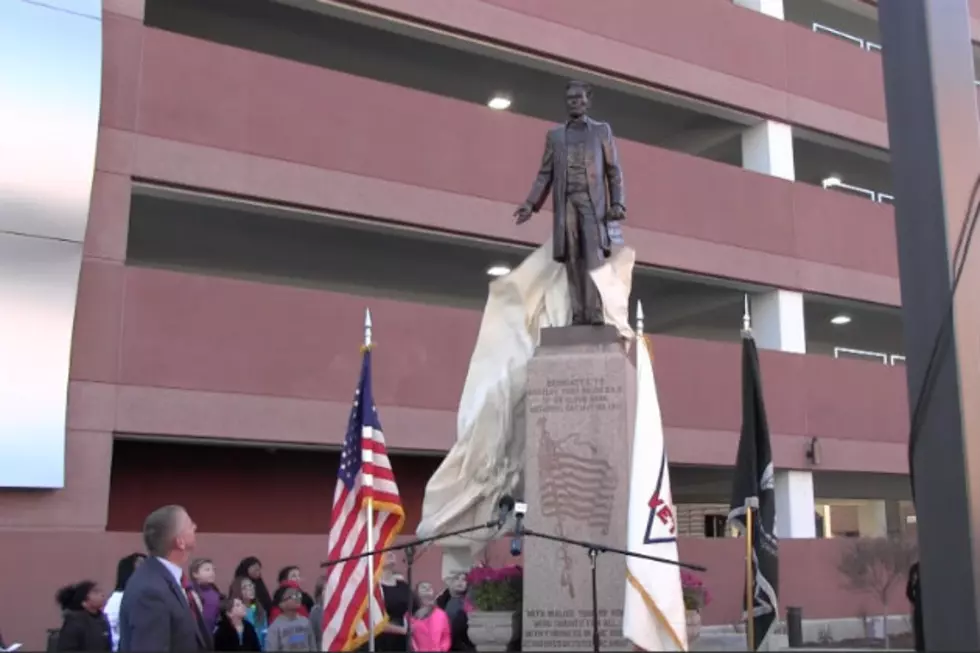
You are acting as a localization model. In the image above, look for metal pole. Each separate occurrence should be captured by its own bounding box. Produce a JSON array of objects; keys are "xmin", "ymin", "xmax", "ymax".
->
[
  {"xmin": 404, "ymin": 546, "xmax": 415, "ymax": 653},
  {"xmin": 878, "ymin": 1, "xmax": 980, "ymax": 649},
  {"xmin": 363, "ymin": 309, "xmax": 377, "ymax": 653},
  {"xmin": 589, "ymin": 549, "xmax": 600, "ymax": 653},
  {"xmin": 744, "ymin": 502, "xmax": 755, "ymax": 651},
  {"xmin": 366, "ymin": 494, "xmax": 376, "ymax": 652}
]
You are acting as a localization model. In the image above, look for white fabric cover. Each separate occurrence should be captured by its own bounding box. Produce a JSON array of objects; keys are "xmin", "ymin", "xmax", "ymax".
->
[{"xmin": 416, "ymin": 237, "xmax": 636, "ymax": 554}]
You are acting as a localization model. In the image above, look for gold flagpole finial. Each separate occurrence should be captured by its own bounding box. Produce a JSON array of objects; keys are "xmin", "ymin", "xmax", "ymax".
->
[{"xmin": 364, "ymin": 308, "xmax": 373, "ymax": 350}]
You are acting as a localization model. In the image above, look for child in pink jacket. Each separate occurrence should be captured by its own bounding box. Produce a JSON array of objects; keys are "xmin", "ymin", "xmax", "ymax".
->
[{"xmin": 409, "ymin": 582, "xmax": 451, "ymax": 652}]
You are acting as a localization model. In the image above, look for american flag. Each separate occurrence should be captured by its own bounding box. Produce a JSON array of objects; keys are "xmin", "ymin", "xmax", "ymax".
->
[{"xmin": 321, "ymin": 348, "xmax": 405, "ymax": 651}]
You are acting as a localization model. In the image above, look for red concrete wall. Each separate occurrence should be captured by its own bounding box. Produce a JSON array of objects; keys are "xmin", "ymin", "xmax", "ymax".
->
[
  {"xmin": 123, "ymin": 25, "xmax": 899, "ymax": 305},
  {"xmin": 101, "ymin": 441, "xmax": 912, "ymax": 630},
  {"xmin": 338, "ymin": 0, "xmax": 889, "ymax": 147},
  {"xmin": 57, "ymin": 264, "xmax": 911, "ymax": 473},
  {"xmin": 105, "ymin": 441, "xmax": 442, "ymax": 534},
  {"xmin": 0, "ymin": 3, "xmax": 914, "ymax": 648},
  {"xmin": 2, "ymin": 438, "xmax": 912, "ymax": 648},
  {"xmin": 86, "ymin": 9, "xmax": 902, "ymax": 305},
  {"xmin": 0, "ymin": 528, "xmax": 911, "ymax": 650},
  {"xmin": 481, "ymin": 0, "xmax": 886, "ymax": 122},
  {"xmin": 0, "ymin": 528, "xmax": 517, "ymax": 651},
  {"xmin": 682, "ymin": 537, "xmax": 912, "ymax": 626}
]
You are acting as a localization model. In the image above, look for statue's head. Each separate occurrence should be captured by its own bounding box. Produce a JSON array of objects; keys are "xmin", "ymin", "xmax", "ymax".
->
[{"xmin": 565, "ymin": 80, "xmax": 592, "ymax": 120}]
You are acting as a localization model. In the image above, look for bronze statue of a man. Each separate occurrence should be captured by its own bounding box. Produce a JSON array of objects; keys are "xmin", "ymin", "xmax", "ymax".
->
[{"xmin": 514, "ymin": 80, "xmax": 626, "ymax": 325}]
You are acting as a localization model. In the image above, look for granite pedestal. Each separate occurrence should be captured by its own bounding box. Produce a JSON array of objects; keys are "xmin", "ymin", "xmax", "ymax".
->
[{"xmin": 521, "ymin": 325, "xmax": 634, "ymax": 651}]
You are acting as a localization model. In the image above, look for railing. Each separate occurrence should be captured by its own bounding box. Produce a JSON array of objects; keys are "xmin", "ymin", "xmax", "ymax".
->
[
  {"xmin": 812, "ymin": 23, "xmax": 881, "ymax": 52},
  {"xmin": 810, "ymin": 23, "xmax": 978, "ymax": 87},
  {"xmin": 833, "ymin": 347, "xmax": 905, "ymax": 366},
  {"xmin": 821, "ymin": 178, "xmax": 893, "ymax": 204},
  {"xmin": 834, "ymin": 347, "xmax": 887, "ymax": 364}
]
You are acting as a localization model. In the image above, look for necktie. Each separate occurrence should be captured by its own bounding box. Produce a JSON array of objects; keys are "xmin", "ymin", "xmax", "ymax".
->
[
  {"xmin": 181, "ymin": 574, "xmax": 202, "ymax": 620},
  {"xmin": 181, "ymin": 574, "xmax": 210, "ymax": 649}
]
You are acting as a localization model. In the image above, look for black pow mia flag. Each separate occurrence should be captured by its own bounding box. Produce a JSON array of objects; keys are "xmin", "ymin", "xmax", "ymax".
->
[{"xmin": 727, "ymin": 334, "xmax": 779, "ymax": 651}]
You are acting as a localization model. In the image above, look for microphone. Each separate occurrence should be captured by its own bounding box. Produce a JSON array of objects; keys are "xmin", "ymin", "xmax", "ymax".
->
[
  {"xmin": 510, "ymin": 501, "xmax": 528, "ymax": 557},
  {"xmin": 496, "ymin": 495, "xmax": 516, "ymax": 527}
]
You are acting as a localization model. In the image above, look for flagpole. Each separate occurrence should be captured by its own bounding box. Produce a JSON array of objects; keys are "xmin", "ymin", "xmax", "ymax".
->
[
  {"xmin": 636, "ymin": 301, "xmax": 645, "ymax": 461},
  {"xmin": 363, "ymin": 309, "xmax": 377, "ymax": 653},
  {"xmin": 741, "ymin": 295, "xmax": 756, "ymax": 651},
  {"xmin": 744, "ymin": 497, "xmax": 757, "ymax": 651}
]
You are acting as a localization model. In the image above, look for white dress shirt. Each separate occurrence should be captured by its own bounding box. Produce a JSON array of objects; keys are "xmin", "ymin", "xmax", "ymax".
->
[
  {"xmin": 104, "ymin": 590, "xmax": 124, "ymax": 651},
  {"xmin": 156, "ymin": 558, "xmax": 184, "ymax": 591}
]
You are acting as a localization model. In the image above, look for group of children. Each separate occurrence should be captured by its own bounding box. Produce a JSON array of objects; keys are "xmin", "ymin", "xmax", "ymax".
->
[
  {"xmin": 52, "ymin": 553, "xmax": 470, "ymax": 652},
  {"xmin": 54, "ymin": 555, "xmax": 322, "ymax": 652},
  {"xmin": 170, "ymin": 556, "xmax": 323, "ymax": 652}
]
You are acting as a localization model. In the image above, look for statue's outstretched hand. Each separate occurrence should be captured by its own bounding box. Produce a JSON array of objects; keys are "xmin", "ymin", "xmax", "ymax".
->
[
  {"xmin": 514, "ymin": 203, "xmax": 533, "ymax": 224},
  {"xmin": 607, "ymin": 204, "xmax": 626, "ymax": 221}
]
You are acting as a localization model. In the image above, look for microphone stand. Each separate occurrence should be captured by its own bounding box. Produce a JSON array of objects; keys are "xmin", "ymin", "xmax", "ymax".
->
[
  {"xmin": 521, "ymin": 527, "xmax": 708, "ymax": 653},
  {"xmin": 321, "ymin": 519, "xmax": 507, "ymax": 652}
]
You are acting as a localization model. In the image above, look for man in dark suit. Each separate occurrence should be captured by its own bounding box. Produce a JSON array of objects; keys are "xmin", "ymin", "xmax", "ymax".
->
[
  {"xmin": 514, "ymin": 79, "xmax": 627, "ymax": 325},
  {"xmin": 119, "ymin": 504, "xmax": 210, "ymax": 651}
]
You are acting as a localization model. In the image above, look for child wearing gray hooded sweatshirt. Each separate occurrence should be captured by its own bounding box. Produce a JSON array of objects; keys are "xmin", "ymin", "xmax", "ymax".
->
[{"xmin": 266, "ymin": 585, "xmax": 316, "ymax": 652}]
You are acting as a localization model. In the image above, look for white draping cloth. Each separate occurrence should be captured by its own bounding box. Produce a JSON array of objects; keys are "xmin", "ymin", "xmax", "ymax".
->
[{"xmin": 416, "ymin": 237, "xmax": 636, "ymax": 555}]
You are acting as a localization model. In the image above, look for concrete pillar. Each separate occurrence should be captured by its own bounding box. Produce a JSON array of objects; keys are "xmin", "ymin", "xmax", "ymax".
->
[
  {"xmin": 752, "ymin": 289, "xmax": 806, "ymax": 354},
  {"xmin": 774, "ymin": 470, "xmax": 817, "ymax": 538},
  {"xmin": 733, "ymin": 0, "xmax": 784, "ymax": 20},
  {"xmin": 752, "ymin": 287, "xmax": 809, "ymax": 537},
  {"xmin": 742, "ymin": 121, "xmax": 802, "ymax": 355},
  {"xmin": 743, "ymin": 117, "xmax": 810, "ymax": 540},
  {"xmin": 885, "ymin": 500, "xmax": 904, "ymax": 537},
  {"xmin": 742, "ymin": 120, "xmax": 795, "ymax": 181},
  {"xmin": 858, "ymin": 501, "xmax": 888, "ymax": 537},
  {"xmin": 821, "ymin": 504, "xmax": 834, "ymax": 538}
]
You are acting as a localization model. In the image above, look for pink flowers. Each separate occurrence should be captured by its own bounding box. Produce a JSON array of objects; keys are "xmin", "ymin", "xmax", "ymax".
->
[
  {"xmin": 466, "ymin": 564, "xmax": 523, "ymax": 612},
  {"xmin": 680, "ymin": 570, "xmax": 702, "ymax": 589},
  {"xmin": 681, "ymin": 571, "xmax": 711, "ymax": 611},
  {"xmin": 466, "ymin": 564, "xmax": 522, "ymax": 585}
]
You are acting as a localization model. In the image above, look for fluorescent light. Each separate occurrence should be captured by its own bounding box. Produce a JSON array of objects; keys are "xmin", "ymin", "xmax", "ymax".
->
[
  {"xmin": 487, "ymin": 95, "xmax": 512, "ymax": 110},
  {"xmin": 830, "ymin": 314, "xmax": 852, "ymax": 325},
  {"xmin": 486, "ymin": 265, "xmax": 511, "ymax": 277},
  {"xmin": 822, "ymin": 176, "xmax": 842, "ymax": 189}
]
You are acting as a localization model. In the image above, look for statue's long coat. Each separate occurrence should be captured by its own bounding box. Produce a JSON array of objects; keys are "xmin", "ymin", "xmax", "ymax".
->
[{"xmin": 523, "ymin": 116, "xmax": 627, "ymax": 262}]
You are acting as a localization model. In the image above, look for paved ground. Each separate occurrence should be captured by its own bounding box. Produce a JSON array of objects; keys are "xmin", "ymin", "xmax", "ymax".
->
[
  {"xmin": 692, "ymin": 632, "xmax": 913, "ymax": 651},
  {"xmin": 691, "ymin": 633, "xmax": 768, "ymax": 651},
  {"xmin": 799, "ymin": 633, "xmax": 914, "ymax": 649}
]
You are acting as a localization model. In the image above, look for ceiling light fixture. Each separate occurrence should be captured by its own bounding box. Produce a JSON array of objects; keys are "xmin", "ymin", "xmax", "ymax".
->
[
  {"xmin": 830, "ymin": 314, "xmax": 852, "ymax": 326},
  {"xmin": 822, "ymin": 176, "xmax": 843, "ymax": 189},
  {"xmin": 487, "ymin": 95, "xmax": 512, "ymax": 110},
  {"xmin": 486, "ymin": 264, "xmax": 512, "ymax": 277}
]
